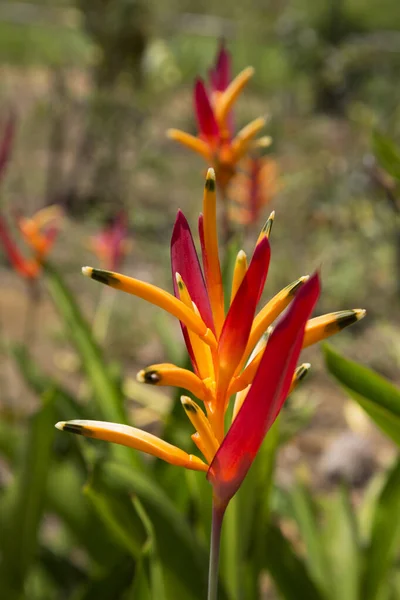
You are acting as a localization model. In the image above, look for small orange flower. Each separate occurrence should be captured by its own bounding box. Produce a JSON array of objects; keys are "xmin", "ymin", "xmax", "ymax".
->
[
  {"xmin": 167, "ymin": 42, "xmax": 270, "ymax": 193},
  {"xmin": 57, "ymin": 169, "xmax": 365, "ymax": 506},
  {"xmin": 0, "ymin": 205, "xmax": 62, "ymax": 279}
]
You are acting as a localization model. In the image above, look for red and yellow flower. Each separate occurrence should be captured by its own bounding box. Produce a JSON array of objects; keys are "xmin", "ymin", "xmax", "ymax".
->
[
  {"xmin": 0, "ymin": 205, "xmax": 62, "ymax": 279},
  {"xmin": 167, "ymin": 42, "xmax": 270, "ymax": 194},
  {"xmin": 56, "ymin": 169, "xmax": 365, "ymax": 505}
]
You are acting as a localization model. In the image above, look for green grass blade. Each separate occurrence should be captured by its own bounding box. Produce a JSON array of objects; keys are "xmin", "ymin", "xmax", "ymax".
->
[
  {"xmin": 289, "ymin": 482, "xmax": 330, "ymax": 596},
  {"xmin": 94, "ymin": 460, "xmax": 209, "ymax": 600},
  {"xmin": 362, "ymin": 458, "xmax": 400, "ymax": 600},
  {"xmin": 0, "ymin": 390, "xmax": 56, "ymax": 597},
  {"xmin": 323, "ymin": 486, "xmax": 360, "ymax": 600},
  {"xmin": 263, "ymin": 522, "xmax": 326, "ymax": 600},
  {"xmin": 44, "ymin": 262, "xmax": 137, "ymax": 466}
]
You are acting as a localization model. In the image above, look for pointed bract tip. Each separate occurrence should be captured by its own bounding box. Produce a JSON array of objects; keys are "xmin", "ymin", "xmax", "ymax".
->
[
  {"xmin": 205, "ymin": 168, "xmax": 216, "ymax": 191},
  {"xmin": 82, "ymin": 266, "xmax": 92, "ymax": 277},
  {"xmin": 334, "ymin": 309, "xmax": 366, "ymax": 331},
  {"xmin": 295, "ymin": 363, "xmax": 311, "ymax": 381},
  {"xmin": 55, "ymin": 421, "xmax": 65, "ymax": 430},
  {"xmin": 136, "ymin": 369, "xmax": 145, "ymax": 383},
  {"xmin": 181, "ymin": 396, "xmax": 197, "ymax": 412},
  {"xmin": 175, "ymin": 272, "xmax": 185, "ymax": 289},
  {"xmin": 138, "ymin": 369, "xmax": 161, "ymax": 385},
  {"xmin": 261, "ymin": 212, "xmax": 275, "ymax": 238},
  {"xmin": 355, "ymin": 308, "xmax": 367, "ymax": 320},
  {"xmin": 237, "ymin": 249, "xmax": 247, "ymax": 262}
]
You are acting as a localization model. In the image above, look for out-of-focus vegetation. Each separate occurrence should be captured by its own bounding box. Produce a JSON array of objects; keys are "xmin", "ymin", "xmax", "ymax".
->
[{"xmin": 1, "ymin": 0, "xmax": 400, "ymax": 598}]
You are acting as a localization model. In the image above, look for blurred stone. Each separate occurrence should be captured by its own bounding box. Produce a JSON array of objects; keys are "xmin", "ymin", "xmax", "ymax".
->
[{"xmin": 319, "ymin": 432, "xmax": 376, "ymax": 488}]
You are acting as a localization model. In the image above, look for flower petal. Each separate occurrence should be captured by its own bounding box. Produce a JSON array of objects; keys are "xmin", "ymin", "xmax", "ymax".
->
[
  {"xmin": 199, "ymin": 169, "xmax": 225, "ymax": 335},
  {"xmin": 56, "ymin": 420, "xmax": 208, "ymax": 472},
  {"xmin": 194, "ymin": 79, "xmax": 219, "ymax": 142},
  {"xmin": 210, "ymin": 40, "xmax": 231, "ymax": 92},
  {"xmin": 171, "ymin": 210, "xmax": 214, "ymax": 331},
  {"xmin": 216, "ymin": 236, "xmax": 271, "ymax": 401},
  {"xmin": 207, "ymin": 273, "xmax": 320, "ymax": 504},
  {"xmin": 303, "ymin": 309, "xmax": 366, "ymax": 347},
  {"xmin": 167, "ymin": 129, "xmax": 211, "ymax": 161},
  {"xmin": 82, "ymin": 266, "xmax": 217, "ymax": 350},
  {"xmin": 137, "ymin": 363, "xmax": 211, "ymax": 402}
]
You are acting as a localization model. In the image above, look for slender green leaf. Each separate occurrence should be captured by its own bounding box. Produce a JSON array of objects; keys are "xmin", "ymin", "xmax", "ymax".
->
[
  {"xmin": 84, "ymin": 473, "xmax": 147, "ymax": 558},
  {"xmin": 323, "ymin": 486, "xmax": 360, "ymax": 600},
  {"xmin": 44, "ymin": 262, "xmax": 137, "ymax": 466},
  {"xmin": 263, "ymin": 521, "xmax": 325, "ymax": 600},
  {"xmin": 131, "ymin": 496, "xmax": 166, "ymax": 600},
  {"xmin": 324, "ymin": 345, "xmax": 400, "ymax": 446},
  {"xmin": 289, "ymin": 482, "xmax": 330, "ymax": 596},
  {"xmin": 373, "ymin": 131, "xmax": 400, "ymax": 181},
  {"xmin": 362, "ymin": 457, "xmax": 400, "ymax": 600},
  {"xmin": 0, "ymin": 390, "xmax": 56, "ymax": 597},
  {"xmin": 46, "ymin": 460, "xmax": 125, "ymax": 567},
  {"xmin": 93, "ymin": 460, "xmax": 209, "ymax": 600}
]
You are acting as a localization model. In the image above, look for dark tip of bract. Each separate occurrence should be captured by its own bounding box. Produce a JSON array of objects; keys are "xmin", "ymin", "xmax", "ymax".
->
[
  {"xmin": 288, "ymin": 276, "xmax": 308, "ymax": 297},
  {"xmin": 90, "ymin": 269, "xmax": 119, "ymax": 285},
  {"xmin": 182, "ymin": 399, "xmax": 197, "ymax": 413},
  {"xmin": 143, "ymin": 370, "xmax": 161, "ymax": 384},
  {"xmin": 63, "ymin": 423, "xmax": 87, "ymax": 436},
  {"xmin": 324, "ymin": 310, "xmax": 360, "ymax": 334},
  {"xmin": 295, "ymin": 364, "xmax": 311, "ymax": 382},
  {"xmin": 205, "ymin": 175, "xmax": 216, "ymax": 192},
  {"xmin": 335, "ymin": 310, "xmax": 361, "ymax": 330}
]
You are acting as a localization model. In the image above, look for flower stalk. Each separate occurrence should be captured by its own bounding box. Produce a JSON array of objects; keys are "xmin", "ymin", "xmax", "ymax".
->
[{"xmin": 208, "ymin": 498, "xmax": 227, "ymax": 600}]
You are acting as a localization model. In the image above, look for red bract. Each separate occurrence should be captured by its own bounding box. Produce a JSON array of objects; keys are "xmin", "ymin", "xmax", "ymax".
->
[{"xmin": 207, "ymin": 273, "xmax": 320, "ymax": 504}]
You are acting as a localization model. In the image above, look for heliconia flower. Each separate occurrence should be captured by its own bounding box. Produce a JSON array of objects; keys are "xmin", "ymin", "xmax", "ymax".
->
[
  {"xmin": 167, "ymin": 42, "xmax": 270, "ymax": 193},
  {"xmin": 229, "ymin": 155, "xmax": 279, "ymax": 226},
  {"xmin": 0, "ymin": 113, "xmax": 15, "ymax": 183},
  {"xmin": 56, "ymin": 168, "xmax": 366, "ymax": 506},
  {"xmin": 89, "ymin": 211, "xmax": 131, "ymax": 272},
  {"xmin": 0, "ymin": 205, "xmax": 62, "ymax": 279}
]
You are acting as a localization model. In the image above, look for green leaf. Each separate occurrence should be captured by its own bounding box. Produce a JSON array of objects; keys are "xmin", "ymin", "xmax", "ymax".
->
[
  {"xmin": 323, "ymin": 486, "xmax": 360, "ymax": 600},
  {"xmin": 93, "ymin": 460, "xmax": 209, "ymax": 600},
  {"xmin": 362, "ymin": 457, "xmax": 400, "ymax": 600},
  {"xmin": 324, "ymin": 345, "xmax": 400, "ymax": 446},
  {"xmin": 46, "ymin": 460, "xmax": 125, "ymax": 567},
  {"xmin": 44, "ymin": 262, "xmax": 137, "ymax": 466},
  {"xmin": 263, "ymin": 521, "xmax": 325, "ymax": 600},
  {"xmin": 289, "ymin": 481, "xmax": 330, "ymax": 596},
  {"xmin": 373, "ymin": 131, "xmax": 400, "ymax": 181},
  {"xmin": 84, "ymin": 472, "xmax": 148, "ymax": 558},
  {"xmin": 0, "ymin": 390, "xmax": 56, "ymax": 597}
]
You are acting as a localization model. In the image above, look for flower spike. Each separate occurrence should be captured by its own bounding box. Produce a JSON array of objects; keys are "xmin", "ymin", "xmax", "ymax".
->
[{"xmin": 58, "ymin": 170, "xmax": 364, "ymax": 512}]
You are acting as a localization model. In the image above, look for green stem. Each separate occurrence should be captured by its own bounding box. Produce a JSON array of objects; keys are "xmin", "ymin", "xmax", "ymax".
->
[{"xmin": 208, "ymin": 498, "xmax": 227, "ymax": 600}]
